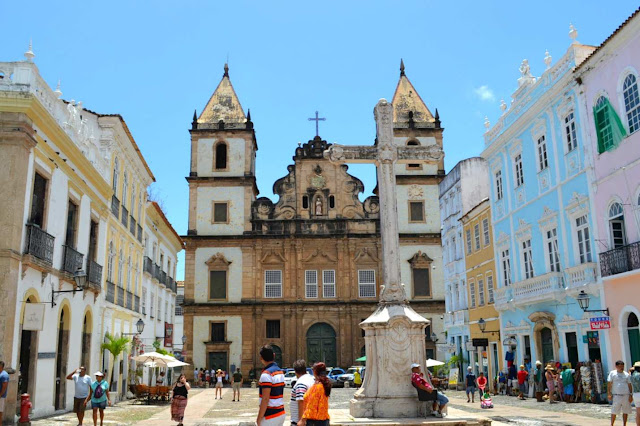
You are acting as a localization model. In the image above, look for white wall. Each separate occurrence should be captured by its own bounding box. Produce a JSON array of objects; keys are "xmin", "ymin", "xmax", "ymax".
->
[
  {"xmin": 196, "ymin": 137, "xmax": 246, "ymax": 177},
  {"xmin": 397, "ymin": 184, "xmax": 441, "ymax": 234},
  {"xmin": 400, "ymin": 244, "xmax": 444, "ymax": 299},
  {"xmin": 194, "ymin": 247, "xmax": 243, "ymax": 303},
  {"xmin": 196, "ymin": 186, "xmax": 245, "ymax": 235},
  {"xmin": 192, "ymin": 316, "xmax": 243, "ymax": 370}
]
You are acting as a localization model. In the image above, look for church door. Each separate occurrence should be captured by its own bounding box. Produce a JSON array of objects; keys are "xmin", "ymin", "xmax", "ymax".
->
[
  {"xmin": 627, "ymin": 313, "xmax": 640, "ymax": 363},
  {"xmin": 306, "ymin": 323, "xmax": 337, "ymax": 367},
  {"xmin": 540, "ymin": 327, "xmax": 554, "ymax": 365},
  {"xmin": 208, "ymin": 352, "xmax": 228, "ymax": 373}
]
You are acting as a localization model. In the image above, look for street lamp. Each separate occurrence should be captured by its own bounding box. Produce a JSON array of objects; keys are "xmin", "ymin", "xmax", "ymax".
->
[
  {"xmin": 430, "ymin": 332, "xmax": 438, "ymax": 343},
  {"xmin": 51, "ymin": 268, "xmax": 89, "ymax": 307},
  {"xmin": 182, "ymin": 335, "xmax": 187, "ymax": 345},
  {"xmin": 123, "ymin": 319, "xmax": 145, "ymax": 336},
  {"xmin": 576, "ymin": 290, "xmax": 610, "ymax": 316},
  {"xmin": 477, "ymin": 318, "xmax": 500, "ymax": 335}
]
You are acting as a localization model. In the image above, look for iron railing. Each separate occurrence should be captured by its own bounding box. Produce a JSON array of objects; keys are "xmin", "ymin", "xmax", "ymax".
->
[
  {"xmin": 134, "ymin": 295, "xmax": 140, "ymax": 313},
  {"xmin": 117, "ymin": 286, "xmax": 125, "ymax": 307},
  {"xmin": 121, "ymin": 206, "xmax": 128, "ymax": 227},
  {"xmin": 87, "ymin": 260, "xmax": 103, "ymax": 288},
  {"xmin": 144, "ymin": 256, "xmax": 154, "ymax": 274},
  {"xmin": 106, "ymin": 281, "xmax": 115, "ymax": 303},
  {"xmin": 137, "ymin": 224, "xmax": 143, "ymax": 242},
  {"xmin": 126, "ymin": 291, "xmax": 133, "ymax": 310},
  {"xmin": 24, "ymin": 224, "xmax": 55, "ymax": 265},
  {"xmin": 111, "ymin": 195, "xmax": 120, "ymax": 218},
  {"xmin": 129, "ymin": 216, "xmax": 136, "ymax": 235},
  {"xmin": 62, "ymin": 245, "xmax": 84, "ymax": 274},
  {"xmin": 159, "ymin": 270, "xmax": 167, "ymax": 286},
  {"xmin": 600, "ymin": 241, "xmax": 640, "ymax": 277},
  {"xmin": 153, "ymin": 264, "xmax": 162, "ymax": 282}
]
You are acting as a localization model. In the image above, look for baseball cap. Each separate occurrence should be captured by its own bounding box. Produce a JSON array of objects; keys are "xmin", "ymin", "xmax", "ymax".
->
[
  {"xmin": 410, "ymin": 363, "xmax": 420, "ymax": 369},
  {"xmin": 94, "ymin": 371, "xmax": 105, "ymax": 377}
]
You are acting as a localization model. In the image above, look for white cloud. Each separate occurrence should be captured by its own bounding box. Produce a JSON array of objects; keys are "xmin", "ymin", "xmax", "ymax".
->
[{"xmin": 474, "ymin": 85, "xmax": 495, "ymax": 102}]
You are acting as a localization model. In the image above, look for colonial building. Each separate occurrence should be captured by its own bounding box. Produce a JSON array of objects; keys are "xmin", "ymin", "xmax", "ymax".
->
[
  {"xmin": 439, "ymin": 157, "xmax": 489, "ymax": 373},
  {"xmin": 183, "ymin": 63, "xmax": 446, "ymax": 377},
  {"xmin": 481, "ymin": 27, "xmax": 607, "ymax": 372},
  {"xmin": 574, "ymin": 8, "xmax": 640, "ymax": 367}
]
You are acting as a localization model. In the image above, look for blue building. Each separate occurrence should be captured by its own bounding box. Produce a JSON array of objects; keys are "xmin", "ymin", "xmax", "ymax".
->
[{"xmin": 481, "ymin": 31, "xmax": 609, "ymax": 374}]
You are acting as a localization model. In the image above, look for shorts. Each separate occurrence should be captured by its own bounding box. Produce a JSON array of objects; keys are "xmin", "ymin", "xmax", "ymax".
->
[
  {"xmin": 519, "ymin": 383, "xmax": 526, "ymax": 393},
  {"xmin": 564, "ymin": 384, "xmax": 574, "ymax": 396},
  {"xmin": 436, "ymin": 392, "xmax": 449, "ymax": 406},
  {"xmin": 261, "ymin": 414, "xmax": 286, "ymax": 426},
  {"xmin": 73, "ymin": 397, "xmax": 87, "ymax": 413},
  {"xmin": 612, "ymin": 394, "xmax": 632, "ymax": 415},
  {"xmin": 633, "ymin": 392, "xmax": 640, "ymax": 406},
  {"xmin": 466, "ymin": 386, "xmax": 476, "ymax": 395},
  {"xmin": 0, "ymin": 397, "xmax": 5, "ymax": 413},
  {"xmin": 215, "ymin": 381, "xmax": 223, "ymax": 388},
  {"xmin": 232, "ymin": 382, "xmax": 241, "ymax": 390},
  {"xmin": 92, "ymin": 400, "xmax": 107, "ymax": 410}
]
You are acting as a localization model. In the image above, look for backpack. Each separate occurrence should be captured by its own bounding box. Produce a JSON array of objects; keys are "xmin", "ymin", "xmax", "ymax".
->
[{"xmin": 94, "ymin": 382, "xmax": 104, "ymax": 399}]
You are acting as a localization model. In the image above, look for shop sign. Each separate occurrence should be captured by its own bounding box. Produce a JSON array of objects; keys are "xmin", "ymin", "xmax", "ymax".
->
[
  {"xmin": 164, "ymin": 323, "xmax": 173, "ymax": 347},
  {"xmin": 590, "ymin": 316, "xmax": 611, "ymax": 330},
  {"xmin": 465, "ymin": 341, "xmax": 474, "ymax": 351},
  {"xmin": 586, "ymin": 331, "xmax": 600, "ymax": 345},
  {"xmin": 472, "ymin": 338, "xmax": 489, "ymax": 347}
]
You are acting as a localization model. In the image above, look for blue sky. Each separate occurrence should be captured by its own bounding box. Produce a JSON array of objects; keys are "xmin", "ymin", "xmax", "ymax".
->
[{"xmin": 2, "ymin": 1, "xmax": 637, "ymax": 280}]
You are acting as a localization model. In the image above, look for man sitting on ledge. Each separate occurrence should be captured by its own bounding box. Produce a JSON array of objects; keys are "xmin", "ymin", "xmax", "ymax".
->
[{"xmin": 411, "ymin": 363, "xmax": 448, "ymax": 418}]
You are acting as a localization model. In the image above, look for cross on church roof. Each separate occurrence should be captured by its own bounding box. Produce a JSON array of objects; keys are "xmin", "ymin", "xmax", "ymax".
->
[{"xmin": 308, "ymin": 111, "xmax": 326, "ymax": 137}]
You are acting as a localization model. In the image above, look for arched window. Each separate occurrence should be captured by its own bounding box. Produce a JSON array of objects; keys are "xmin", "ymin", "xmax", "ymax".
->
[
  {"xmin": 112, "ymin": 158, "xmax": 119, "ymax": 193},
  {"xmin": 609, "ymin": 202, "xmax": 627, "ymax": 248},
  {"xmin": 407, "ymin": 140, "xmax": 421, "ymax": 169},
  {"xmin": 628, "ymin": 312, "xmax": 639, "ymax": 328},
  {"xmin": 623, "ymin": 74, "xmax": 640, "ymax": 133},
  {"xmin": 215, "ymin": 143, "xmax": 228, "ymax": 170},
  {"xmin": 627, "ymin": 312, "xmax": 640, "ymax": 363}
]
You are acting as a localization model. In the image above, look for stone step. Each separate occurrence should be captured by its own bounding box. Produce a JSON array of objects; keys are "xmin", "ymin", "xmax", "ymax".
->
[{"xmin": 331, "ymin": 419, "xmax": 491, "ymax": 426}]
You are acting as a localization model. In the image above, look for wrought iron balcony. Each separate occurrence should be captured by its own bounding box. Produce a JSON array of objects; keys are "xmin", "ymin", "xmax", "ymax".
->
[
  {"xmin": 87, "ymin": 260, "xmax": 103, "ymax": 288},
  {"xmin": 126, "ymin": 291, "xmax": 133, "ymax": 310},
  {"xmin": 159, "ymin": 270, "xmax": 167, "ymax": 286},
  {"xmin": 135, "ymin": 295, "xmax": 140, "ymax": 313},
  {"xmin": 24, "ymin": 224, "xmax": 55, "ymax": 265},
  {"xmin": 137, "ymin": 224, "xmax": 143, "ymax": 242},
  {"xmin": 565, "ymin": 262, "xmax": 598, "ymax": 289},
  {"xmin": 129, "ymin": 216, "xmax": 136, "ymax": 235},
  {"xmin": 600, "ymin": 241, "xmax": 640, "ymax": 277},
  {"xmin": 121, "ymin": 206, "xmax": 128, "ymax": 227},
  {"xmin": 111, "ymin": 196, "xmax": 120, "ymax": 218},
  {"xmin": 106, "ymin": 281, "xmax": 115, "ymax": 303},
  {"xmin": 117, "ymin": 286, "xmax": 125, "ymax": 307},
  {"xmin": 62, "ymin": 245, "xmax": 84, "ymax": 275},
  {"xmin": 144, "ymin": 256, "xmax": 153, "ymax": 274}
]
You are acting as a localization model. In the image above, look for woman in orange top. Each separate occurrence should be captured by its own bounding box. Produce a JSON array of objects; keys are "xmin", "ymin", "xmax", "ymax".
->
[{"xmin": 299, "ymin": 362, "xmax": 331, "ymax": 426}]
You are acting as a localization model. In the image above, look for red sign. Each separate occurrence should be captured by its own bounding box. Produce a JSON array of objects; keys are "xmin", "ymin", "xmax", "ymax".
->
[
  {"xmin": 165, "ymin": 323, "xmax": 173, "ymax": 347},
  {"xmin": 590, "ymin": 317, "xmax": 611, "ymax": 330}
]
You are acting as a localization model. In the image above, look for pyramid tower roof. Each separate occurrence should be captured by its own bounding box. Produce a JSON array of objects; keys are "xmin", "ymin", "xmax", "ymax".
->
[
  {"xmin": 198, "ymin": 63, "xmax": 247, "ymax": 125},
  {"xmin": 391, "ymin": 60, "xmax": 434, "ymax": 124}
]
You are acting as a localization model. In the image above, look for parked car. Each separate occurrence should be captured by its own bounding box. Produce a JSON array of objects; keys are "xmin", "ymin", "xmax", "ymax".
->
[
  {"xmin": 327, "ymin": 368, "xmax": 345, "ymax": 386},
  {"xmin": 284, "ymin": 371, "xmax": 297, "ymax": 387},
  {"xmin": 337, "ymin": 366, "xmax": 361, "ymax": 387}
]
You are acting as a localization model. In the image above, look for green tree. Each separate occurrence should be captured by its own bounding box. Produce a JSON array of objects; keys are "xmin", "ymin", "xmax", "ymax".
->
[{"xmin": 101, "ymin": 332, "xmax": 131, "ymax": 391}]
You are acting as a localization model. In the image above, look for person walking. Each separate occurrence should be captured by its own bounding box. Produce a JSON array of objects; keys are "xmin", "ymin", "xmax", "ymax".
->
[
  {"xmin": 193, "ymin": 367, "xmax": 199, "ymax": 385},
  {"xmin": 290, "ymin": 360, "xmax": 315, "ymax": 426},
  {"xmin": 256, "ymin": 345, "xmax": 285, "ymax": 426},
  {"xmin": 507, "ymin": 363, "xmax": 517, "ymax": 396},
  {"xmin": 66, "ymin": 366, "xmax": 92, "ymax": 426},
  {"xmin": 0, "ymin": 361, "xmax": 9, "ymax": 425},
  {"xmin": 84, "ymin": 371, "xmax": 111, "ymax": 426},
  {"xmin": 561, "ymin": 365, "xmax": 575, "ymax": 402},
  {"xmin": 629, "ymin": 361, "xmax": 640, "ymax": 426},
  {"xmin": 608, "ymin": 360, "xmax": 633, "ymax": 426},
  {"xmin": 215, "ymin": 369, "xmax": 224, "ymax": 399},
  {"xmin": 545, "ymin": 365, "xmax": 557, "ymax": 403},
  {"xmin": 232, "ymin": 368, "xmax": 243, "ymax": 402},
  {"xmin": 171, "ymin": 373, "xmax": 191, "ymax": 426},
  {"xmin": 517, "ymin": 365, "xmax": 528, "ymax": 400},
  {"xmin": 353, "ymin": 369, "xmax": 362, "ymax": 388},
  {"xmin": 299, "ymin": 362, "xmax": 331, "ymax": 426},
  {"xmin": 465, "ymin": 366, "xmax": 477, "ymax": 403}
]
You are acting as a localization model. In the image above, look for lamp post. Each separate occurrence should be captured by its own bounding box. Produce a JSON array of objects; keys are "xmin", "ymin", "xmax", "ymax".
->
[
  {"xmin": 51, "ymin": 268, "xmax": 89, "ymax": 307},
  {"xmin": 123, "ymin": 319, "xmax": 145, "ymax": 336},
  {"xmin": 576, "ymin": 290, "xmax": 610, "ymax": 316},
  {"xmin": 477, "ymin": 318, "xmax": 500, "ymax": 335}
]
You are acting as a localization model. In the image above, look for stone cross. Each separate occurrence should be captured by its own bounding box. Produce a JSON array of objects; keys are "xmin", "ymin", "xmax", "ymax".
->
[
  {"xmin": 308, "ymin": 111, "xmax": 326, "ymax": 137},
  {"xmin": 324, "ymin": 99, "xmax": 443, "ymax": 304}
]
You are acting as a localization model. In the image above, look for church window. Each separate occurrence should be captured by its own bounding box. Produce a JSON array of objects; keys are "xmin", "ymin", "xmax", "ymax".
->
[
  {"xmin": 215, "ymin": 142, "xmax": 228, "ymax": 170},
  {"xmin": 266, "ymin": 320, "xmax": 281, "ymax": 339},
  {"xmin": 469, "ymin": 280, "xmax": 476, "ymax": 308},
  {"xmin": 412, "ymin": 268, "xmax": 430, "ymax": 297},
  {"xmin": 537, "ymin": 135, "xmax": 548, "ymax": 171},
  {"xmin": 466, "ymin": 229, "xmax": 472, "ymax": 254},
  {"xmin": 623, "ymin": 74, "xmax": 640, "ymax": 133},
  {"xmin": 406, "ymin": 140, "xmax": 421, "ymax": 169},
  {"xmin": 483, "ymin": 218, "xmax": 490, "ymax": 246},
  {"xmin": 302, "ymin": 196, "xmax": 309, "ymax": 209},
  {"xmin": 409, "ymin": 201, "xmax": 425, "ymax": 222},
  {"xmin": 210, "ymin": 323, "xmax": 225, "ymax": 342},
  {"xmin": 564, "ymin": 112, "xmax": 578, "ymax": 152},
  {"xmin": 486, "ymin": 274, "xmax": 495, "ymax": 304},
  {"xmin": 358, "ymin": 270, "xmax": 376, "ymax": 298},
  {"xmin": 522, "ymin": 239, "xmax": 534, "ymax": 279},
  {"xmin": 474, "ymin": 224, "xmax": 480, "ymax": 250},
  {"xmin": 264, "ymin": 270, "xmax": 282, "ymax": 298},
  {"xmin": 305, "ymin": 270, "xmax": 318, "ymax": 298},
  {"xmin": 212, "ymin": 202, "xmax": 228, "ymax": 223},
  {"xmin": 478, "ymin": 277, "xmax": 485, "ymax": 306},
  {"xmin": 514, "ymin": 154, "xmax": 524, "ymax": 187},
  {"xmin": 329, "ymin": 195, "xmax": 335, "ymax": 209},
  {"xmin": 323, "ymin": 270, "xmax": 336, "ymax": 298},
  {"xmin": 209, "ymin": 271, "xmax": 227, "ymax": 300},
  {"xmin": 495, "ymin": 170, "xmax": 503, "ymax": 201}
]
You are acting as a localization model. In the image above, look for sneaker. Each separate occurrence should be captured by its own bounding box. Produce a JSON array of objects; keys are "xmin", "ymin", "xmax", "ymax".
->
[{"xmin": 435, "ymin": 412, "xmax": 443, "ymax": 418}]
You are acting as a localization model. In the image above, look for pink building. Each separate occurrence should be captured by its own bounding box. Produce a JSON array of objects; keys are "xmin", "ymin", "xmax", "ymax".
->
[{"xmin": 576, "ymin": 8, "xmax": 640, "ymax": 366}]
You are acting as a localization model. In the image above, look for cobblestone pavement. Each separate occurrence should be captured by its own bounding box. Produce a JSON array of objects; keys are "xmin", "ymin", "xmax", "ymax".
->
[{"xmin": 29, "ymin": 386, "xmax": 634, "ymax": 425}]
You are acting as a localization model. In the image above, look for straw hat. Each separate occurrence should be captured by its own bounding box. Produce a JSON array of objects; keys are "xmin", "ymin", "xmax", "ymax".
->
[
  {"xmin": 545, "ymin": 365, "xmax": 555, "ymax": 371},
  {"xmin": 633, "ymin": 361, "xmax": 640, "ymax": 368}
]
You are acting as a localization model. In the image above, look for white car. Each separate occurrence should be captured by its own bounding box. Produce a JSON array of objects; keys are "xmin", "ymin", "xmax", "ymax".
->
[
  {"xmin": 284, "ymin": 371, "xmax": 297, "ymax": 387},
  {"xmin": 337, "ymin": 367, "xmax": 360, "ymax": 386}
]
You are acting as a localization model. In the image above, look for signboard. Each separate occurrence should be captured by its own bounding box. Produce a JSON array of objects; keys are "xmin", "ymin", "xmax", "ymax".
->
[
  {"xmin": 465, "ymin": 341, "xmax": 474, "ymax": 352},
  {"xmin": 448, "ymin": 367, "xmax": 459, "ymax": 387},
  {"xmin": 590, "ymin": 317, "xmax": 611, "ymax": 330},
  {"xmin": 164, "ymin": 323, "xmax": 173, "ymax": 347},
  {"xmin": 587, "ymin": 331, "xmax": 600, "ymax": 346},
  {"xmin": 472, "ymin": 338, "xmax": 489, "ymax": 347},
  {"xmin": 23, "ymin": 303, "xmax": 45, "ymax": 331}
]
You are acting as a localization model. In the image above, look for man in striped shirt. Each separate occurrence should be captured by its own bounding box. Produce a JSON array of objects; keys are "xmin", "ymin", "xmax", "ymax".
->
[
  {"xmin": 257, "ymin": 345, "xmax": 286, "ymax": 426},
  {"xmin": 290, "ymin": 359, "xmax": 315, "ymax": 425}
]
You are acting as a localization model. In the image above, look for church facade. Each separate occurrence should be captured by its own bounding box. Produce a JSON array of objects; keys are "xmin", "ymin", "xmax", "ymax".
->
[{"xmin": 183, "ymin": 64, "xmax": 446, "ymax": 377}]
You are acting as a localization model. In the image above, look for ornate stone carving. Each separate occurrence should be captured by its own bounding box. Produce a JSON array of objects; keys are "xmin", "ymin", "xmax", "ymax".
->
[
  {"xmin": 260, "ymin": 250, "xmax": 287, "ymax": 264},
  {"xmin": 407, "ymin": 185, "xmax": 423, "ymax": 199},
  {"xmin": 302, "ymin": 249, "xmax": 337, "ymax": 263},
  {"xmin": 354, "ymin": 247, "xmax": 380, "ymax": 263},
  {"xmin": 205, "ymin": 253, "xmax": 232, "ymax": 268}
]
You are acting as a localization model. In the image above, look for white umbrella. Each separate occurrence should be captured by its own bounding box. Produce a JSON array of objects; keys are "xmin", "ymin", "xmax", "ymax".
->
[
  {"xmin": 133, "ymin": 352, "xmax": 175, "ymax": 366},
  {"xmin": 167, "ymin": 360, "xmax": 190, "ymax": 368},
  {"xmin": 426, "ymin": 358, "xmax": 445, "ymax": 367}
]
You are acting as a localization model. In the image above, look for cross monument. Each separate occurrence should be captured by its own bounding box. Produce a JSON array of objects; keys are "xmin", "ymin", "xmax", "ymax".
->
[
  {"xmin": 308, "ymin": 111, "xmax": 326, "ymax": 137},
  {"xmin": 324, "ymin": 99, "xmax": 444, "ymax": 418}
]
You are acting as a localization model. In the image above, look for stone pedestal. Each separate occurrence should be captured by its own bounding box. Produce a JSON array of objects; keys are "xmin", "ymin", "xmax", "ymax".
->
[{"xmin": 350, "ymin": 301, "xmax": 429, "ymax": 418}]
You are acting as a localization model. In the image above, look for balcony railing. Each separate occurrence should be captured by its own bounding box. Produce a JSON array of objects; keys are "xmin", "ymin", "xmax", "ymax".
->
[
  {"xmin": 24, "ymin": 224, "xmax": 55, "ymax": 265},
  {"xmin": 511, "ymin": 272, "xmax": 564, "ymax": 305},
  {"xmin": 111, "ymin": 196, "xmax": 120, "ymax": 218},
  {"xmin": 62, "ymin": 245, "xmax": 84, "ymax": 274},
  {"xmin": 494, "ymin": 286, "xmax": 512, "ymax": 311},
  {"xmin": 137, "ymin": 224, "xmax": 143, "ymax": 242},
  {"xmin": 121, "ymin": 206, "xmax": 128, "ymax": 227},
  {"xmin": 144, "ymin": 257, "xmax": 153, "ymax": 274},
  {"xmin": 135, "ymin": 295, "xmax": 140, "ymax": 313},
  {"xmin": 117, "ymin": 286, "xmax": 125, "ymax": 307},
  {"xmin": 126, "ymin": 291, "xmax": 133, "ymax": 310},
  {"xmin": 106, "ymin": 281, "xmax": 115, "ymax": 303},
  {"xmin": 153, "ymin": 264, "xmax": 162, "ymax": 282},
  {"xmin": 159, "ymin": 270, "xmax": 167, "ymax": 286},
  {"xmin": 87, "ymin": 260, "xmax": 103, "ymax": 288},
  {"xmin": 129, "ymin": 216, "xmax": 136, "ymax": 235},
  {"xmin": 453, "ymin": 310, "xmax": 468, "ymax": 326},
  {"xmin": 600, "ymin": 241, "xmax": 640, "ymax": 277},
  {"xmin": 444, "ymin": 313, "xmax": 453, "ymax": 327},
  {"xmin": 566, "ymin": 262, "xmax": 598, "ymax": 289}
]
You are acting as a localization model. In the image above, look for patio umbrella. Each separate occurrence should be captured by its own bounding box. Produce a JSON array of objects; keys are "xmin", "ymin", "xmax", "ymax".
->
[
  {"xmin": 167, "ymin": 360, "xmax": 190, "ymax": 368},
  {"xmin": 426, "ymin": 358, "xmax": 445, "ymax": 367},
  {"xmin": 355, "ymin": 356, "xmax": 366, "ymax": 362},
  {"xmin": 133, "ymin": 352, "xmax": 175, "ymax": 366}
]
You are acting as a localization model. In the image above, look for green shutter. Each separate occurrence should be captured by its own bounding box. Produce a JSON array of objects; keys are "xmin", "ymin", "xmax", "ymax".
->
[
  {"xmin": 594, "ymin": 98, "xmax": 628, "ymax": 153},
  {"xmin": 209, "ymin": 270, "xmax": 227, "ymax": 299},
  {"xmin": 594, "ymin": 105, "xmax": 606, "ymax": 154}
]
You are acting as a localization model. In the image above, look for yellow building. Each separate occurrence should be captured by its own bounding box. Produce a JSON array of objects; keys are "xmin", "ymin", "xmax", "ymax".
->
[{"xmin": 461, "ymin": 199, "xmax": 503, "ymax": 383}]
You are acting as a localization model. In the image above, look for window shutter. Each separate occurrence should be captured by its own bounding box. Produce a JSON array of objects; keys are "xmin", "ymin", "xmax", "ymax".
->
[
  {"xmin": 209, "ymin": 271, "xmax": 227, "ymax": 299},
  {"xmin": 594, "ymin": 105, "xmax": 606, "ymax": 154}
]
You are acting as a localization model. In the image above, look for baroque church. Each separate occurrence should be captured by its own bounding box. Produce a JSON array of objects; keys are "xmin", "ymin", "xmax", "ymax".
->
[{"xmin": 183, "ymin": 62, "xmax": 446, "ymax": 377}]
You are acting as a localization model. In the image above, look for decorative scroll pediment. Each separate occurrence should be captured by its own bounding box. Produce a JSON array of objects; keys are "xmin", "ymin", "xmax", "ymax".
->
[
  {"xmin": 205, "ymin": 253, "xmax": 232, "ymax": 269},
  {"xmin": 566, "ymin": 192, "xmax": 589, "ymax": 219},
  {"xmin": 260, "ymin": 249, "xmax": 286, "ymax": 264},
  {"xmin": 538, "ymin": 206, "xmax": 558, "ymax": 231},
  {"xmin": 408, "ymin": 251, "xmax": 433, "ymax": 266},
  {"xmin": 354, "ymin": 247, "xmax": 380, "ymax": 263},
  {"xmin": 515, "ymin": 218, "xmax": 532, "ymax": 241},
  {"xmin": 302, "ymin": 249, "xmax": 337, "ymax": 263}
]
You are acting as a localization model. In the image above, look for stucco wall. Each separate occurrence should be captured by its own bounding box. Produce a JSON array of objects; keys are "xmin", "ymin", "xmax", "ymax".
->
[
  {"xmin": 397, "ymin": 184, "xmax": 440, "ymax": 234},
  {"xmin": 193, "ymin": 316, "xmax": 243, "ymax": 370},
  {"xmin": 399, "ymin": 244, "xmax": 443, "ymax": 299},
  {"xmin": 194, "ymin": 247, "xmax": 243, "ymax": 303},
  {"xmin": 196, "ymin": 186, "xmax": 245, "ymax": 235},
  {"xmin": 196, "ymin": 137, "xmax": 246, "ymax": 177},
  {"xmin": 393, "ymin": 136, "xmax": 439, "ymax": 175}
]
